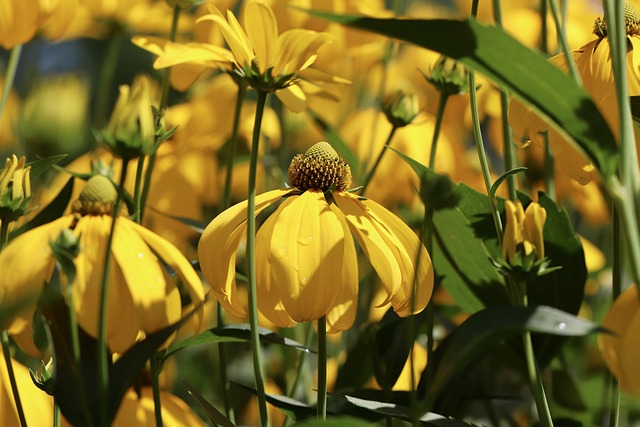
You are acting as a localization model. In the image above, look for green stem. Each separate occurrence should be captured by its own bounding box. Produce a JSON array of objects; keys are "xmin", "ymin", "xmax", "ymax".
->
[
  {"xmin": 539, "ymin": 0, "xmax": 548, "ymax": 54},
  {"xmin": 283, "ymin": 324, "xmax": 314, "ymax": 427},
  {"xmin": 133, "ymin": 158, "xmax": 145, "ymax": 224},
  {"xmin": 492, "ymin": 0, "xmax": 517, "ymax": 201},
  {"xmin": 548, "ymin": 0, "xmax": 581, "ymax": 84},
  {"xmin": 429, "ymin": 94, "xmax": 448, "ymax": 170},
  {"xmin": 97, "ymin": 160, "xmax": 129, "ymax": 427},
  {"xmin": 0, "ymin": 44, "xmax": 22, "ymax": 130},
  {"xmin": 1, "ymin": 331, "xmax": 27, "ymax": 427},
  {"xmin": 247, "ymin": 90, "xmax": 270, "ymax": 427},
  {"xmin": 94, "ymin": 28, "xmax": 123, "ymax": 128},
  {"xmin": 151, "ymin": 354, "xmax": 164, "ymax": 427},
  {"xmin": 220, "ymin": 82, "xmax": 248, "ymax": 212},
  {"xmin": 216, "ymin": 304, "xmax": 235, "ymax": 423},
  {"xmin": 139, "ymin": 154, "xmax": 155, "ymax": 224},
  {"xmin": 360, "ymin": 126, "xmax": 398, "ymax": 196},
  {"xmin": 316, "ymin": 316, "xmax": 327, "ymax": 420},
  {"xmin": 523, "ymin": 328, "xmax": 553, "ymax": 427},
  {"xmin": 469, "ymin": 72, "xmax": 504, "ymax": 243},
  {"xmin": 543, "ymin": 134, "xmax": 556, "ymax": 201},
  {"xmin": 54, "ymin": 401, "xmax": 60, "ymax": 427},
  {"xmin": 0, "ymin": 219, "xmax": 9, "ymax": 251},
  {"xmin": 609, "ymin": 208, "xmax": 621, "ymax": 427}
]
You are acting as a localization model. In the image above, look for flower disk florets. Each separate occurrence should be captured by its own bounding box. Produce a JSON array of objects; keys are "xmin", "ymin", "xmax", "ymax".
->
[
  {"xmin": 288, "ymin": 142, "xmax": 352, "ymax": 191},
  {"xmin": 593, "ymin": 1, "xmax": 640, "ymax": 38},
  {"xmin": 71, "ymin": 175, "xmax": 118, "ymax": 216}
]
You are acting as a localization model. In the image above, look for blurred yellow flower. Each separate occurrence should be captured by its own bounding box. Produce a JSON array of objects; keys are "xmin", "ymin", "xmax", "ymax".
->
[
  {"xmin": 0, "ymin": 155, "xmax": 31, "ymax": 224},
  {"xmin": 113, "ymin": 387, "xmax": 206, "ymax": 426},
  {"xmin": 198, "ymin": 142, "xmax": 434, "ymax": 332},
  {"xmin": 0, "ymin": 175, "xmax": 204, "ymax": 354},
  {"xmin": 600, "ymin": 285, "xmax": 640, "ymax": 394}
]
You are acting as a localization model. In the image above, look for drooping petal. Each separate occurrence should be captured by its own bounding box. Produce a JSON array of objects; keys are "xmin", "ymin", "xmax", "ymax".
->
[
  {"xmin": 325, "ymin": 203, "xmax": 358, "ymax": 332},
  {"xmin": 255, "ymin": 201, "xmax": 296, "ymax": 328},
  {"xmin": 275, "ymin": 84, "xmax": 308, "ymax": 113},
  {"xmin": 243, "ymin": 1, "xmax": 278, "ymax": 74},
  {"xmin": 333, "ymin": 192, "xmax": 402, "ymax": 300},
  {"xmin": 198, "ymin": 189, "xmax": 289, "ymax": 318},
  {"xmin": 362, "ymin": 197, "xmax": 434, "ymax": 316},
  {"xmin": 128, "ymin": 219, "xmax": 205, "ymax": 333},
  {"xmin": 108, "ymin": 256, "xmax": 144, "ymax": 354},
  {"xmin": 269, "ymin": 190, "xmax": 344, "ymax": 322},
  {"xmin": 0, "ymin": 216, "xmax": 72, "ymax": 331},
  {"xmin": 523, "ymin": 202, "xmax": 547, "ymax": 260},
  {"xmin": 272, "ymin": 29, "xmax": 334, "ymax": 76}
]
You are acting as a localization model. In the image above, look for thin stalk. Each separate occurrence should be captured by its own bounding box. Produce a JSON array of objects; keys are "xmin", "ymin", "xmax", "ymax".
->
[
  {"xmin": 429, "ymin": 94, "xmax": 448, "ymax": 169},
  {"xmin": 469, "ymin": 72, "xmax": 504, "ymax": 242},
  {"xmin": 139, "ymin": 5, "xmax": 181, "ymax": 223},
  {"xmin": 94, "ymin": 29, "xmax": 123, "ymax": 128},
  {"xmin": 543, "ymin": 135, "xmax": 556, "ymax": 201},
  {"xmin": 316, "ymin": 316, "xmax": 327, "ymax": 420},
  {"xmin": 220, "ymin": 82, "xmax": 248, "ymax": 212},
  {"xmin": 54, "ymin": 402, "xmax": 60, "ymax": 427},
  {"xmin": 1, "ymin": 331, "xmax": 27, "ymax": 427},
  {"xmin": 132, "ymin": 158, "xmax": 145, "ymax": 224},
  {"xmin": 0, "ymin": 44, "xmax": 22, "ymax": 129},
  {"xmin": 216, "ymin": 304, "xmax": 235, "ymax": 423},
  {"xmin": 360, "ymin": 126, "xmax": 398, "ymax": 196},
  {"xmin": 97, "ymin": 160, "xmax": 129, "ymax": 427},
  {"xmin": 0, "ymin": 221, "xmax": 27, "ymax": 427},
  {"xmin": 247, "ymin": 90, "xmax": 270, "ymax": 427},
  {"xmin": 151, "ymin": 354, "xmax": 164, "ymax": 427},
  {"xmin": 539, "ymin": 0, "xmax": 548, "ymax": 54},
  {"xmin": 287, "ymin": 323, "xmax": 314, "ymax": 397},
  {"xmin": 548, "ymin": 0, "xmax": 581, "ymax": 84},
  {"xmin": 609, "ymin": 208, "xmax": 621, "ymax": 427},
  {"xmin": 492, "ymin": 0, "xmax": 517, "ymax": 201},
  {"xmin": 523, "ymin": 328, "xmax": 554, "ymax": 427}
]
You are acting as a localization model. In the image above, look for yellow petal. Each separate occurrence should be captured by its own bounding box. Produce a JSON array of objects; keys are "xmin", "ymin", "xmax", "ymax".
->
[
  {"xmin": 0, "ymin": 216, "xmax": 71, "ymax": 331},
  {"xmin": 198, "ymin": 189, "xmax": 289, "ymax": 318},
  {"xmin": 199, "ymin": 8, "xmax": 254, "ymax": 68},
  {"xmin": 269, "ymin": 190, "xmax": 344, "ymax": 322},
  {"xmin": 272, "ymin": 29, "xmax": 334, "ymax": 76},
  {"xmin": 502, "ymin": 200, "xmax": 519, "ymax": 263},
  {"xmin": 256, "ymin": 201, "xmax": 297, "ymax": 328},
  {"xmin": 243, "ymin": 1, "xmax": 278, "ymax": 74},
  {"xmin": 275, "ymin": 84, "xmax": 307, "ymax": 113},
  {"xmin": 333, "ymin": 192, "xmax": 402, "ymax": 300},
  {"xmin": 523, "ymin": 202, "xmax": 546, "ymax": 259},
  {"xmin": 325, "ymin": 203, "xmax": 358, "ymax": 332}
]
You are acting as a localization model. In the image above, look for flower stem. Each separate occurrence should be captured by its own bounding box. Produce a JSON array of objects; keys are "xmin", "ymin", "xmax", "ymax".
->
[
  {"xmin": 543, "ymin": 134, "xmax": 556, "ymax": 201},
  {"xmin": 1, "ymin": 331, "xmax": 27, "ymax": 427},
  {"xmin": 247, "ymin": 90, "xmax": 270, "ymax": 427},
  {"xmin": 0, "ymin": 44, "xmax": 22, "ymax": 130},
  {"xmin": 609, "ymin": 208, "xmax": 621, "ymax": 427},
  {"xmin": 133, "ymin": 158, "xmax": 145, "ymax": 224},
  {"xmin": 94, "ymin": 28, "xmax": 122, "ymax": 128},
  {"xmin": 360, "ymin": 126, "xmax": 398, "ymax": 196},
  {"xmin": 429, "ymin": 94, "xmax": 448, "ymax": 170},
  {"xmin": 216, "ymin": 304, "xmax": 235, "ymax": 423},
  {"xmin": 492, "ymin": 0, "xmax": 517, "ymax": 201},
  {"xmin": 548, "ymin": 0, "xmax": 581, "ymax": 84},
  {"xmin": 97, "ymin": 160, "xmax": 129, "ymax": 427},
  {"xmin": 316, "ymin": 316, "xmax": 327, "ymax": 420},
  {"xmin": 220, "ymin": 82, "xmax": 248, "ymax": 212},
  {"xmin": 54, "ymin": 401, "xmax": 61, "ymax": 427},
  {"xmin": 0, "ymin": 221, "xmax": 27, "ymax": 427},
  {"xmin": 151, "ymin": 353, "xmax": 164, "ymax": 427}
]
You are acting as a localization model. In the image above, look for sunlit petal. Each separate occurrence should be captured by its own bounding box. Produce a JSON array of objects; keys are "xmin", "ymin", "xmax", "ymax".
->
[{"xmin": 243, "ymin": 1, "xmax": 278, "ymax": 74}]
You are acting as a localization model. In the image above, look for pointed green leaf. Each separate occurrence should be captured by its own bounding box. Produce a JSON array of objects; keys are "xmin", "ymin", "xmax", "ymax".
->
[
  {"xmin": 292, "ymin": 417, "xmax": 374, "ymax": 427},
  {"xmin": 490, "ymin": 167, "xmax": 528, "ymax": 197},
  {"xmin": 305, "ymin": 11, "xmax": 617, "ymax": 179},
  {"xmin": 27, "ymin": 154, "xmax": 68, "ymax": 181},
  {"xmin": 184, "ymin": 381, "xmax": 235, "ymax": 427}
]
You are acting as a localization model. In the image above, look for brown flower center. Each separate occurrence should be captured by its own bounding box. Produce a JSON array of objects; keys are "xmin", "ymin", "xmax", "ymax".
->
[
  {"xmin": 288, "ymin": 142, "xmax": 352, "ymax": 191},
  {"xmin": 71, "ymin": 175, "xmax": 118, "ymax": 216},
  {"xmin": 593, "ymin": 1, "xmax": 640, "ymax": 38}
]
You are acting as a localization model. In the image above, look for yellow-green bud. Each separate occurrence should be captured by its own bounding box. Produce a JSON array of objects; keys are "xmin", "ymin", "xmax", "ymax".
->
[
  {"xmin": 99, "ymin": 75, "xmax": 157, "ymax": 161},
  {"xmin": 0, "ymin": 154, "xmax": 32, "ymax": 223},
  {"xmin": 422, "ymin": 55, "xmax": 469, "ymax": 97},
  {"xmin": 71, "ymin": 175, "xmax": 119, "ymax": 216},
  {"xmin": 382, "ymin": 91, "xmax": 420, "ymax": 128}
]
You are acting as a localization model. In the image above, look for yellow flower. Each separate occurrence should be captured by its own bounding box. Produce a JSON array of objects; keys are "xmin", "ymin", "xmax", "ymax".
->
[
  {"xmin": 198, "ymin": 142, "xmax": 434, "ymax": 332},
  {"xmin": 0, "ymin": 175, "xmax": 204, "ymax": 354},
  {"xmin": 502, "ymin": 200, "xmax": 547, "ymax": 264},
  {"xmin": 113, "ymin": 387, "xmax": 206, "ymax": 426},
  {"xmin": 509, "ymin": 1, "xmax": 640, "ymax": 185},
  {"xmin": 133, "ymin": 0, "xmax": 348, "ymax": 112},
  {"xmin": 1, "ymin": 353, "xmax": 56, "ymax": 427},
  {"xmin": 599, "ymin": 285, "xmax": 640, "ymax": 394},
  {"xmin": 0, "ymin": 155, "xmax": 31, "ymax": 224}
]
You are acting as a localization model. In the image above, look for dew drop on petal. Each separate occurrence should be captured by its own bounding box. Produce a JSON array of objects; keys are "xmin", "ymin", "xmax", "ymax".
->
[
  {"xmin": 138, "ymin": 253, "xmax": 144, "ymax": 259},
  {"xmin": 556, "ymin": 322, "xmax": 567, "ymax": 331},
  {"xmin": 275, "ymin": 246, "xmax": 288, "ymax": 258},
  {"xmin": 295, "ymin": 263, "xmax": 300, "ymax": 271},
  {"xmin": 298, "ymin": 235, "xmax": 313, "ymax": 246}
]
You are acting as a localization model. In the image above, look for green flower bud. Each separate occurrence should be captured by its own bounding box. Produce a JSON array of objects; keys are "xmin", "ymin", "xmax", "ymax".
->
[
  {"xmin": 0, "ymin": 154, "xmax": 32, "ymax": 223},
  {"xmin": 382, "ymin": 90, "xmax": 420, "ymax": 128},
  {"xmin": 421, "ymin": 55, "xmax": 469, "ymax": 97}
]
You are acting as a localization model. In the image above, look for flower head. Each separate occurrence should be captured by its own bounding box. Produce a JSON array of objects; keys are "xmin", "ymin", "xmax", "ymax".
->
[
  {"xmin": 502, "ymin": 200, "xmax": 546, "ymax": 264},
  {"xmin": 0, "ymin": 155, "xmax": 32, "ymax": 224},
  {"xmin": 198, "ymin": 142, "xmax": 434, "ymax": 332},
  {"xmin": 0, "ymin": 175, "xmax": 205, "ymax": 354},
  {"xmin": 382, "ymin": 91, "xmax": 421, "ymax": 128}
]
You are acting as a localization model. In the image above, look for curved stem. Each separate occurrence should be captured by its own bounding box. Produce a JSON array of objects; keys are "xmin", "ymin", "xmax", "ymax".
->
[
  {"xmin": 1, "ymin": 331, "xmax": 27, "ymax": 427},
  {"xmin": 316, "ymin": 316, "xmax": 327, "ymax": 420},
  {"xmin": 151, "ymin": 354, "xmax": 164, "ymax": 427},
  {"xmin": 0, "ymin": 44, "xmax": 22, "ymax": 130},
  {"xmin": 360, "ymin": 126, "xmax": 398, "ymax": 196},
  {"xmin": 247, "ymin": 90, "xmax": 270, "ymax": 427},
  {"xmin": 97, "ymin": 160, "xmax": 129, "ymax": 427}
]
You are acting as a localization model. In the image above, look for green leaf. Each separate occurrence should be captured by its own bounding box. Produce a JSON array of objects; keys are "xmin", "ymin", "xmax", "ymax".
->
[
  {"xmin": 307, "ymin": 109, "xmax": 359, "ymax": 175},
  {"xmin": 292, "ymin": 417, "xmax": 373, "ymax": 427},
  {"xmin": 424, "ymin": 305, "xmax": 604, "ymax": 402},
  {"xmin": 305, "ymin": 12, "xmax": 617, "ymax": 179},
  {"xmin": 371, "ymin": 310, "xmax": 412, "ymax": 391},
  {"xmin": 147, "ymin": 205, "xmax": 206, "ymax": 234},
  {"xmin": 163, "ymin": 324, "xmax": 314, "ymax": 360},
  {"xmin": 10, "ymin": 178, "xmax": 74, "ymax": 239},
  {"xmin": 184, "ymin": 381, "xmax": 235, "ymax": 427},
  {"xmin": 27, "ymin": 154, "xmax": 68, "ymax": 181}
]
